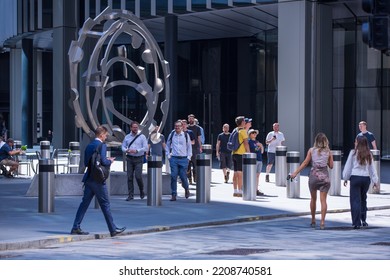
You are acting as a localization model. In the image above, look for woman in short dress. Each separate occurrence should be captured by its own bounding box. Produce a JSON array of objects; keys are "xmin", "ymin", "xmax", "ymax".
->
[{"xmin": 291, "ymin": 133, "xmax": 334, "ymax": 229}]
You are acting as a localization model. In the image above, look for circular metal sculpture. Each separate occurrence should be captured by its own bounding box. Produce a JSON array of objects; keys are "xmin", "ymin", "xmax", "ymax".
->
[{"xmin": 68, "ymin": 8, "xmax": 170, "ymax": 145}]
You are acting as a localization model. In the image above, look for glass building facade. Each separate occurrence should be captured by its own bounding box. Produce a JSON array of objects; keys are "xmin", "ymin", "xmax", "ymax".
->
[
  {"xmin": 333, "ymin": 17, "xmax": 390, "ymax": 158},
  {"xmin": 0, "ymin": 0, "xmax": 389, "ymax": 160}
]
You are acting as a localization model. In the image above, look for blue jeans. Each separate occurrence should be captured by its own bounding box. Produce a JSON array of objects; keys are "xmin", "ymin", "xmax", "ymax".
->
[
  {"xmin": 72, "ymin": 178, "xmax": 117, "ymax": 233},
  {"xmin": 169, "ymin": 157, "xmax": 189, "ymax": 196},
  {"xmin": 349, "ymin": 175, "xmax": 370, "ymax": 227}
]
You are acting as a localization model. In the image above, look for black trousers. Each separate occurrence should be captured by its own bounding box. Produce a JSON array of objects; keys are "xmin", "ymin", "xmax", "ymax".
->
[{"xmin": 126, "ymin": 156, "xmax": 144, "ymax": 196}]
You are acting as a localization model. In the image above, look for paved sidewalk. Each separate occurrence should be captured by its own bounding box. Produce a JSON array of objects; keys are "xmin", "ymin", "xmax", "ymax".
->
[{"xmin": 1, "ymin": 163, "xmax": 390, "ymax": 251}]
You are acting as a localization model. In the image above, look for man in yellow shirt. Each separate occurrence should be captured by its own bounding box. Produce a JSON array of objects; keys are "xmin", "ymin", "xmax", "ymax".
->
[{"xmin": 232, "ymin": 116, "xmax": 250, "ymax": 197}]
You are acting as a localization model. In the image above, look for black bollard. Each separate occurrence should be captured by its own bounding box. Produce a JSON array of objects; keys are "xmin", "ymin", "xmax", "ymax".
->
[
  {"xmin": 242, "ymin": 153, "xmax": 257, "ymax": 201},
  {"xmin": 40, "ymin": 140, "xmax": 51, "ymax": 159},
  {"xmin": 286, "ymin": 151, "xmax": 300, "ymax": 198},
  {"xmin": 196, "ymin": 153, "xmax": 211, "ymax": 203},
  {"xmin": 275, "ymin": 146, "xmax": 287, "ymax": 187},
  {"xmin": 329, "ymin": 150, "xmax": 341, "ymax": 196},
  {"xmin": 38, "ymin": 159, "xmax": 55, "ymax": 213},
  {"xmin": 147, "ymin": 155, "xmax": 163, "ymax": 206}
]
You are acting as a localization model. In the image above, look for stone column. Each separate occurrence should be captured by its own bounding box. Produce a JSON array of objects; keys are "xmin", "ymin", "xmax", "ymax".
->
[
  {"xmin": 278, "ymin": 1, "xmax": 333, "ymax": 157},
  {"xmin": 52, "ymin": 0, "xmax": 78, "ymax": 148}
]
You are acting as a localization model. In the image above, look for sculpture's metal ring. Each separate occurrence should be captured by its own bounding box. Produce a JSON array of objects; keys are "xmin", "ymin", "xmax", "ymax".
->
[{"xmin": 68, "ymin": 8, "xmax": 170, "ymax": 144}]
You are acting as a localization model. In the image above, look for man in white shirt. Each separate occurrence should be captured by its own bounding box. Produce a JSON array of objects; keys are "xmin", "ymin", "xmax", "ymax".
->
[
  {"xmin": 121, "ymin": 121, "xmax": 148, "ymax": 201},
  {"xmin": 265, "ymin": 123, "xmax": 285, "ymax": 182}
]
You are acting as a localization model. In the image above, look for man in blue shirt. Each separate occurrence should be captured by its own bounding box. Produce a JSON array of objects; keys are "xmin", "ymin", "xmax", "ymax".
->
[
  {"xmin": 166, "ymin": 120, "xmax": 192, "ymax": 201},
  {"xmin": 0, "ymin": 138, "xmax": 23, "ymax": 178},
  {"xmin": 356, "ymin": 121, "xmax": 377, "ymax": 150}
]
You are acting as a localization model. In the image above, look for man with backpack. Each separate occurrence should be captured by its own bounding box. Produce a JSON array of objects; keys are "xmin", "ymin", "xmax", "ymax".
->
[
  {"xmin": 71, "ymin": 126, "xmax": 126, "ymax": 237},
  {"xmin": 230, "ymin": 116, "xmax": 250, "ymax": 197},
  {"xmin": 166, "ymin": 120, "xmax": 192, "ymax": 201}
]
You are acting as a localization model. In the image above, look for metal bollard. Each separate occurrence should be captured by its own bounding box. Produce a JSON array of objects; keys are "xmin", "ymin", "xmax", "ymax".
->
[
  {"xmin": 68, "ymin": 142, "xmax": 80, "ymax": 173},
  {"xmin": 40, "ymin": 140, "xmax": 51, "ymax": 159},
  {"xmin": 286, "ymin": 151, "xmax": 300, "ymax": 198},
  {"xmin": 369, "ymin": 150, "xmax": 380, "ymax": 194},
  {"xmin": 242, "ymin": 153, "xmax": 257, "ymax": 201},
  {"xmin": 329, "ymin": 150, "xmax": 341, "ymax": 196},
  {"xmin": 202, "ymin": 144, "xmax": 212, "ymax": 156},
  {"xmin": 202, "ymin": 144, "xmax": 212, "ymax": 180},
  {"xmin": 196, "ymin": 153, "xmax": 211, "ymax": 203},
  {"xmin": 275, "ymin": 146, "xmax": 287, "ymax": 186},
  {"xmin": 147, "ymin": 155, "xmax": 163, "ymax": 206},
  {"xmin": 38, "ymin": 159, "xmax": 55, "ymax": 213}
]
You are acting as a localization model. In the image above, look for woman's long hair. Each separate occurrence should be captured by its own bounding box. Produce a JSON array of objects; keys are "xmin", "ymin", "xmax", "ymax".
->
[
  {"xmin": 355, "ymin": 136, "xmax": 372, "ymax": 165},
  {"xmin": 313, "ymin": 132, "xmax": 330, "ymax": 154}
]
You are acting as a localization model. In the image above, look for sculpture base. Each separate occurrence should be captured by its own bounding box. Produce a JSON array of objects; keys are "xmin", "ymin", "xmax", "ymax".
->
[{"xmin": 26, "ymin": 172, "xmax": 173, "ymax": 196}]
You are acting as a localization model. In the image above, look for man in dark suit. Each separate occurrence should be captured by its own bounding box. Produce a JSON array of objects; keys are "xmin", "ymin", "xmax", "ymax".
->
[{"xmin": 71, "ymin": 126, "xmax": 126, "ymax": 237}]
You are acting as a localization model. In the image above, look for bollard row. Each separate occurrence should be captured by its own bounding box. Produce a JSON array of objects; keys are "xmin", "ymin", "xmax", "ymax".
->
[{"xmin": 276, "ymin": 148, "xmax": 344, "ymax": 199}]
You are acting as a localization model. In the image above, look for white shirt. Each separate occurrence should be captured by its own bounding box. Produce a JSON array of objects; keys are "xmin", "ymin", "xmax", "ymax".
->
[
  {"xmin": 166, "ymin": 131, "xmax": 192, "ymax": 160},
  {"xmin": 121, "ymin": 132, "xmax": 148, "ymax": 157},
  {"xmin": 342, "ymin": 149, "xmax": 378, "ymax": 184},
  {"xmin": 265, "ymin": 131, "xmax": 285, "ymax": 153}
]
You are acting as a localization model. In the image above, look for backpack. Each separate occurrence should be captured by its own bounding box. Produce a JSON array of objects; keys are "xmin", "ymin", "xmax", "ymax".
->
[
  {"xmin": 167, "ymin": 130, "xmax": 189, "ymax": 146},
  {"xmin": 227, "ymin": 128, "xmax": 243, "ymax": 151},
  {"xmin": 89, "ymin": 143, "xmax": 110, "ymax": 184}
]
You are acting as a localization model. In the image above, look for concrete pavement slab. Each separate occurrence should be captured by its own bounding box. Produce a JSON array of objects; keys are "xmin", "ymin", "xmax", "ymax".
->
[{"xmin": 1, "ymin": 163, "xmax": 389, "ymax": 252}]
